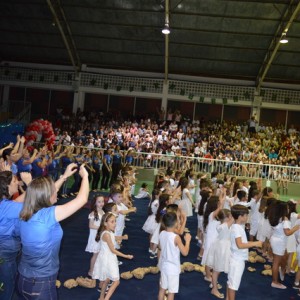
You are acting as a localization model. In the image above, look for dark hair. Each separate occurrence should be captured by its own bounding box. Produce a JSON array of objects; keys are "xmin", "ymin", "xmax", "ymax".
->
[
  {"xmin": 166, "ymin": 203, "xmax": 179, "ymax": 214},
  {"xmin": 0, "ymin": 171, "xmax": 13, "ymax": 199},
  {"xmin": 2, "ymin": 148, "xmax": 13, "ymax": 161},
  {"xmin": 287, "ymin": 201, "xmax": 297, "ymax": 219},
  {"xmin": 231, "ymin": 204, "xmax": 249, "ymax": 220},
  {"xmin": 198, "ymin": 190, "xmax": 210, "ymax": 216},
  {"xmin": 95, "ymin": 212, "xmax": 116, "ymax": 242},
  {"xmin": 203, "ymin": 196, "xmax": 219, "ymax": 229},
  {"xmin": 147, "ymin": 189, "xmax": 160, "ymax": 216},
  {"xmin": 217, "ymin": 209, "xmax": 231, "ymax": 223},
  {"xmin": 90, "ymin": 195, "xmax": 104, "ymax": 221},
  {"xmin": 179, "ymin": 177, "xmax": 189, "ymax": 190},
  {"xmin": 161, "ymin": 212, "xmax": 177, "ymax": 229},
  {"xmin": 268, "ymin": 201, "xmax": 288, "ymax": 227},
  {"xmin": 248, "ymin": 181, "xmax": 258, "ymax": 202},
  {"xmin": 103, "ymin": 202, "xmax": 117, "ymax": 214},
  {"xmin": 232, "ymin": 180, "xmax": 242, "ymax": 196},
  {"xmin": 20, "ymin": 176, "xmax": 55, "ymax": 221},
  {"xmin": 237, "ymin": 190, "xmax": 247, "ymax": 201},
  {"xmin": 264, "ymin": 197, "xmax": 278, "ymax": 219},
  {"xmin": 155, "ymin": 193, "xmax": 170, "ymax": 223},
  {"xmin": 262, "ymin": 187, "xmax": 273, "ymax": 197},
  {"xmin": 141, "ymin": 183, "xmax": 147, "ymax": 188}
]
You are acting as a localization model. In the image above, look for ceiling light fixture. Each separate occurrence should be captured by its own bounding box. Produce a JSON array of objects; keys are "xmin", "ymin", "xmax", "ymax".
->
[
  {"xmin": 280, "ymin": 32, "xmax": 288, "ymax": 44},
  {"xmin": 162, "ymin": 23, "xmax": 170, "ymax": 35}
]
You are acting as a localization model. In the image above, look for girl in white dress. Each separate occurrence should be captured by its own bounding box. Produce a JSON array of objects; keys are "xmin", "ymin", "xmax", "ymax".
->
[
  {"xmin": 197, "ymin": 190, "xmax": 211, "ymax": 257},
  {"xmin": 202, "ymin": 190, "xmax": 225, "ymax": 282},
  {"xmin": 93, "ymin": 212, "xmax": 133, "ymax": 300},
  {"xmin": 286, "ymin": 200, "xmax": 300, "ymax": 274},
  {"xmin": 179, "ymin": 177, "xmax": 194, "ymax": 217},
  {"xmin": 85, "ymin": 195, "xmax": 105, "ymax": 276},
  {"xmin": 135, "ymin": 183, "xmax": 150, "ymax": 199},
  {"xmin": 206, "ymin": 209, "xmax": 234, "ymax": 299},
  {"xmin": 142, "ymin": 189, "xmax": 160, "ymax": 254},
  {"xmin": 268, "ymin": 201, "xmax": 300, "ymax": 289}
]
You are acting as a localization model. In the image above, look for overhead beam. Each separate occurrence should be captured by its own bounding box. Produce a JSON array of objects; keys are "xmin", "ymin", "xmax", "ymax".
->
[
  {"xmin": 255, "ymin": 0, "xmax": 300, "ymax": 90},
  {"xmin": 46, "ymin": 0, "xmax": 81, "ymax": 75}
]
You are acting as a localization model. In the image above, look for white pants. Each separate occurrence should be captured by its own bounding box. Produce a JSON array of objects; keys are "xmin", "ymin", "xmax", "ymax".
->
[{"xmin": 227, "ymin": 259, "xmax": 245, "ymax": 291}]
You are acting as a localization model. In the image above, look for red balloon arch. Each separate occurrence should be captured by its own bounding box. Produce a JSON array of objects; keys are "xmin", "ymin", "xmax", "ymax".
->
[{"xmin": 25, "ymin": 119, "xmax": 56, "ymax": 149}]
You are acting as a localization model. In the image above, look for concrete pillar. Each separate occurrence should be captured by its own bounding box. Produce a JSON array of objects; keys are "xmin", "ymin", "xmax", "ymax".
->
[
  {"xmin": 252, "ymin": 95, "xmax": 262, "ymax": 123},
  {"xmin": 161, "ymin": 81, "xmax": 169, "ymax": 119},
  {"xmin": 72, "ymin": 91, "xmax": 85, "ymax": 113}
]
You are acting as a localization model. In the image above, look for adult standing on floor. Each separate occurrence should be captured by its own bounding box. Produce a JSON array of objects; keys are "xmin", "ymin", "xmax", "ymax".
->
[
  {"xmin": 101, "ymin": 148, "xmax": 112, "ymax": 190},
  {"xmin": 17, "ymin": 163, "xmax": 89, "ymax": 299},
  {"xmin": 110, "ymin": 145, "xmax": 123, "ymax": 186},
  {"xmin": 0, "ymin": 171, "xmax": 31, "ymax": 300}
]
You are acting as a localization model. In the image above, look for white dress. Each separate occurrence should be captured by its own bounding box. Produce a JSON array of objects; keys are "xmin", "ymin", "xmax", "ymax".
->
[
  {"xmin": 92, "ymin": 230, "xmax": 119, "ymax": 281},
  {"xmin": 206, "ymin": 223, "xmax": 231, "ymax": 273},
  {"xmin": 142, "ymin": 199, "xmax": 159, "ymax": 234},
  {"xmin": 270, "ymin": 220, "xmax": 291, "ymax": 256},
  {"xmin": 135, "ymin": 188, "xmax": 150, "ymax": 199},
  {"xmin": 180, "ymin": 188, "xmax": 193, "ymax": 217},
  {"xmin": 257, "ymin": 213, "xmax": 272, "ymax": 242},
  {"xmin": 287, "ymin": 212, "xmax": 298, "ymax": 253},
  {"xmin": 85, "ymin": 211, "xmax": 103, "ymax": 253},
  {"xmin": 194, "ymin": 179, "xmax": 201, "ymax": 213},
  {"xmin": 202, "ymin": 212, "xmax": 220, "ymax": 265}
]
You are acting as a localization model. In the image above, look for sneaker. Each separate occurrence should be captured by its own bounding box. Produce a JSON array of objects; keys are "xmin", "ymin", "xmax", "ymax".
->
[{"xmin": 293, "ymin": 282, "xmax": 300, "ymax": 289}]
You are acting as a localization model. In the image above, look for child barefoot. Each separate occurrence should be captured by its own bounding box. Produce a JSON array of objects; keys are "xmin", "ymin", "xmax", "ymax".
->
[{"xmin": 92, "ymin": 212, "xmax": 133, "ymax": 300}]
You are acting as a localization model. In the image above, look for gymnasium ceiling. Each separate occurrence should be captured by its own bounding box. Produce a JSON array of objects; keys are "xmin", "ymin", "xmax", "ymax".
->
[{"xmin": 1, "ymin": 0, "xmax": 300, "ymax": 86}]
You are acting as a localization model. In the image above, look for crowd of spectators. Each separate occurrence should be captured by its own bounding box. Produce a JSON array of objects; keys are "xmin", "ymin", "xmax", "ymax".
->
[
  {"xmin": 1, "ymin": 108, "xmax": 300, "ymax": 198},
  {"xmin": 55, "ymin": 108, "xmax": 300, "ymax": 167}
]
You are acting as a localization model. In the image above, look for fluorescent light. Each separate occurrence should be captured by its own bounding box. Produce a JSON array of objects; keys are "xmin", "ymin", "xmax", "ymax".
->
[
  {"xmin": 162, "ymin": 24, "xmax": 170, "ymax": 35},
  {"xmin": 280, "ymin": 33, "xmax": 288, "ymax": 44}
]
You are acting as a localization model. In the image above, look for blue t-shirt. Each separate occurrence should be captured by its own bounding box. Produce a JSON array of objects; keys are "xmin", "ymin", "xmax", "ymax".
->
[
  {"xmin": 17, "ymin": 158, "xmax": 32, "ymax": 173},
  {"xmin": 112, "ymin": 153, "xmax": 122, "ymax": 164},
  {"xmin": 19, "ymin": 206, "xmax": 63, "ymax": 278},
  {"xmin": 31, "ymin": 158, "xmax": 43, "ymax": 178},
  {"xmin": 0, "ymin": 199, "xmax": 23, "ymax": 261}
]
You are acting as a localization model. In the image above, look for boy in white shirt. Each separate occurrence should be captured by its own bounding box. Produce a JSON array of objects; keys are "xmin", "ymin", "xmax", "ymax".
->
[
  {"xmin": 248, "ymin": 190, "xmax": 261, "ymax": 241},
  {"xmin": 158, "ymin": 212, "xmax": 191, "ymax": 300},
  {"xmin": 226, "ymin": 205, "xmax": 262, "ymax": 300}
]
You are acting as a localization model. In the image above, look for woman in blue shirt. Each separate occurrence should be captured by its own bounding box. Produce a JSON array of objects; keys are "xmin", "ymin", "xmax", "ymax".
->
[
  {"xmin": 0, "ymin": 171, "xmax": 29, "ymax": 300},
  {"xmin": 17, "ymin": 164, "xmax": 89, "ymax": 300},
  {"xmin": 100, "ymin": 149, "xmax": 112, "ymax": 190}
]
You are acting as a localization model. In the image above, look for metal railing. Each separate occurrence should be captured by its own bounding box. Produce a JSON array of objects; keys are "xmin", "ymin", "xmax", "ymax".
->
[{"xmin": 32, "ymin": 142, "xmax": 300, "ymax": 183}]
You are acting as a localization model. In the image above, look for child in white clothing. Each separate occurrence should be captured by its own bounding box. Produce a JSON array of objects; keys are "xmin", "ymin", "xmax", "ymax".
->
[
  {"xmin": 85, "ymin": 195, "xmax": 105, "ymax": 276},
  {"xmin": 93, "ymin": 213, "xmax": 133, "ymax": 300},
  {"xmin": 158, "ymin": 212, "xmax": 191, "ymax": 300},
  {"xmin": 226, "ymin": 205, "xmax": 262, "ymax": 300},
  {"xmin": 135, "ymin": 182, "xmax": 150, "ymax": 199}
]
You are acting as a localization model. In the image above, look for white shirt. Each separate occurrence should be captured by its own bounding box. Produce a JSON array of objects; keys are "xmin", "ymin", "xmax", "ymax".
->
[
  {"xmin": 158, "ymin": 231, "xmax": 180, "ymax": 275},
  {"xmin": 230, "ymin": 223, "xmax": 248, "ymax": 261}
]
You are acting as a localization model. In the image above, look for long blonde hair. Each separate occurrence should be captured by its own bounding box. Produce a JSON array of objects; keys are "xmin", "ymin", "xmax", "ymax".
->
[{"xmin": 20, "ymin": 176, "xmax": 55, "ymax": 221}]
